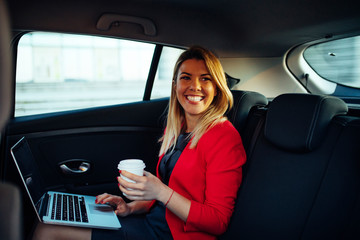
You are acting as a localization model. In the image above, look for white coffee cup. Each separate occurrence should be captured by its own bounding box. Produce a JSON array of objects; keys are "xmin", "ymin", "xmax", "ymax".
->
[{"xmin": 118, "ymin": 159, "xmax": 145, "ymax": 195}]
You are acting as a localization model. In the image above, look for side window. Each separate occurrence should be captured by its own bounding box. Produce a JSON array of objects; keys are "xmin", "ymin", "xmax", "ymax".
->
[
  {"xmin": 15, "ymin": 32, "xmax": 155, "ymax": 116},
  {"xmin": 151, "ymin": 47, "xmax": 184, "ymax": 99}
]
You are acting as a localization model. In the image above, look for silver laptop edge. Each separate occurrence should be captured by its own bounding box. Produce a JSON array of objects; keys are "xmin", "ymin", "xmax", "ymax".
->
[{"xmin": 10, "ymin": 137, "xmax": 121, "ymax": 229}]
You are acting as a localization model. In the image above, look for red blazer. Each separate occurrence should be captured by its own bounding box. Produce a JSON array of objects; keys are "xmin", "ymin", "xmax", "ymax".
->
[{"xmin": 156, "ymin": 120, "xmax": 246, "ymax": 240}]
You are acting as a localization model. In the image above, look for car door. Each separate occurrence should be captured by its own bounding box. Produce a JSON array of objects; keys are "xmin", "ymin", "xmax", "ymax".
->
[
  {"xmin": 4, "ymin": 99, "xmax": 168, "ymax": 195},
  {"xmin": 3, "ymin": 95, "xmax": 169, "ymax": 238}
]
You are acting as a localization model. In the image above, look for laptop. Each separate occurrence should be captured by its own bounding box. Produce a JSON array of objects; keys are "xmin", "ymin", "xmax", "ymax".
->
[{"xmin": 10, "ymin": 137, "xmax": 121, "ymax": 230}]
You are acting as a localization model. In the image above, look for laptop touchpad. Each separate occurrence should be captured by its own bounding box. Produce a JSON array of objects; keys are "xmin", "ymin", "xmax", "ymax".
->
[{"xmin": 88, "ymin": 204, "xmax": 114, "ymax": 215}]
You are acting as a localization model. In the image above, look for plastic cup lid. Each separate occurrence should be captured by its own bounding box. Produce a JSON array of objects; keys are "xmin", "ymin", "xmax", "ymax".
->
[{"xmin": 118, "ymin": 159, "xmax": 145, "ymax": 169}]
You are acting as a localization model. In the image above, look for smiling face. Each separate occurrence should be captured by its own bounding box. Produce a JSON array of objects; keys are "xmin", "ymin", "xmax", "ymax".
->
[{"xmin": 175, "ymin": 59, "xmax": 217, "ymax": 131}]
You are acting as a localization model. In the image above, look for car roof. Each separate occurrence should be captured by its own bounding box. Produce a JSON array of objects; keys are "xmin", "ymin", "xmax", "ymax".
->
[{"xmin": 7, "ymin": 0, "xmax": 360, "ymax": 57}]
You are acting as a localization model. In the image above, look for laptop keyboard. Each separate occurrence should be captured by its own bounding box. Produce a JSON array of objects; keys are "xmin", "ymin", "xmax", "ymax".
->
[{"xmin": 51, "ymin": 193, "xmax": 88, "ymax": 223}]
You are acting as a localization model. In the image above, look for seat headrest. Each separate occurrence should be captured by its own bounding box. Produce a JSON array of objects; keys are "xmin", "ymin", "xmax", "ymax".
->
[
  {"xmin": 226, "ymin": 73, "xmax": 240, "ymax": 89},
  {"xmin": 264, "ymin": 94, "xmax": 348, "ymax": 152},
  {"xmin": 228, "ymin": 90, "xmax": 268, "ymax": 133}
]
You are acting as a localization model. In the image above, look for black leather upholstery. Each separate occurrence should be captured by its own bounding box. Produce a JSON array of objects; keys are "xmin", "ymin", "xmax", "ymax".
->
[
  {"xmin": 228, "ymin": 90, "xmax": 268, "ymax": 134},
  {"xmin": 226, "ymin": 73, "xmax": 240, "ymax": 89},
  {"xmin": 221, "ymin": 93, "xmax": 359, "ymax": 240},
  {"xmin": 301, "ymin": 116, "xmax": 360, "ymax": 238},
  {"xmin": 264, "ymin": 94, "xmax": 348, "ymax": 152}
]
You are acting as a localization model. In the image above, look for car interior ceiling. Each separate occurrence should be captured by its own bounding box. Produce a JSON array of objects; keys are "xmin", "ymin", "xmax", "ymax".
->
[{"xmin": 6, "ymin": 0, "xmax": 360, "ymax": 58}]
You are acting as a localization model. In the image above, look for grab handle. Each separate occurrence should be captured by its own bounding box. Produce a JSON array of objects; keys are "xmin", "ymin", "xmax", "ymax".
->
[{"xmin": 96, "ymin": 13, "xmax": 157, "ymax": 36}]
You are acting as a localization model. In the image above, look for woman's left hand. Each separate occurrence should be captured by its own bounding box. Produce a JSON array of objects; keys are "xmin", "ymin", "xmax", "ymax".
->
[
  {"xmin": 119, "ymin": 170, "xmax": 191, "ymax": 222},
  {"xmin": 118, "ymin": 170, "xmax": 170, "ymax": 202}
]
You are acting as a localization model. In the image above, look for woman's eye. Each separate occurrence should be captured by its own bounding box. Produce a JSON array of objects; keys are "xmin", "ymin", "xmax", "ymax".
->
[
  {"xmin": 180, "ymin": 76, "xmax": 191, "ymax": 80},
  {"xmin": 201, "ymin": 77, "xmax": 211, "ymax": 81}
]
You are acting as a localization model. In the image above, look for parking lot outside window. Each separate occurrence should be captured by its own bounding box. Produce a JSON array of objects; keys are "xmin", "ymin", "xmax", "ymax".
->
[{"xmin": 16, "ymin": 32, "xmax": 161, "ymax": 116}]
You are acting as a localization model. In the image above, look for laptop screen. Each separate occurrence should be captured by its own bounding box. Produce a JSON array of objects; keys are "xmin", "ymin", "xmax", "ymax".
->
[{"xmin": 11, "ymin": 137, "xmax": 46, "ymax": 209}]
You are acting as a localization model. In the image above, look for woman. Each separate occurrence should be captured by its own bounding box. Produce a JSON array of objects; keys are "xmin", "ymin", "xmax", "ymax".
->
[{"xmin": 33, "ymin": 46, "xmax": 246, "ymax": 240}]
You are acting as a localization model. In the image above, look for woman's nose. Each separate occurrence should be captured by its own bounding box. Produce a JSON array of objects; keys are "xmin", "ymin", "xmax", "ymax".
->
[{"xmin": 189, "ymin": 78, "xmax": 201, "ymax": 91}]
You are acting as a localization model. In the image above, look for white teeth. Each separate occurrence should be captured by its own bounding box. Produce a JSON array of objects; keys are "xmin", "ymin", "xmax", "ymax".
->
[{"xmin": 187, "ymin": 96, "xmax": 203, "ymax": 102}]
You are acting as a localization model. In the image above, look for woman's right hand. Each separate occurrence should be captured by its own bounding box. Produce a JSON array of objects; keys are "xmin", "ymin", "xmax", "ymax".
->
[{"xmin": 95, "ymin": 193, "xmax": 131, "ymax": 217}]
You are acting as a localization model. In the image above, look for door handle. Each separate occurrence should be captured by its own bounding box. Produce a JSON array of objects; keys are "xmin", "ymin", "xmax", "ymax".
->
[{"xmin": 59, "ymin": 160, "xmax": 91, "ymax": 175}]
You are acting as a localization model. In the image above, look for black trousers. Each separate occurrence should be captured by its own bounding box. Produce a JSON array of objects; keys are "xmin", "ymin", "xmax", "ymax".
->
[{"xmin": 92, "ymin": 214, "xmax": 163, "ymax": 240}]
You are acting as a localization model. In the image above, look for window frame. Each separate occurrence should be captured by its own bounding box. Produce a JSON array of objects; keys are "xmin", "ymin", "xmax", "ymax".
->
[{"xmin": 143, "ymin": 45, "xmax": 163, "ymax": 101}]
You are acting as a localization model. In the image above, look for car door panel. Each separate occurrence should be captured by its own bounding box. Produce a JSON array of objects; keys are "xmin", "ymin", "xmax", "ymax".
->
[{"xmin": 4, "ymin": 98, "xmax": 168, "ymax": 197}]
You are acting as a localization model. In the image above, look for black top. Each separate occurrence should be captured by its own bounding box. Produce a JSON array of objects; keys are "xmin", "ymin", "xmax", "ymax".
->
[
  {"xmin": 159, "ymin": 132, "xmax": 190, "ymax": 185},
  {"xmin": 145, "ymin": 132, "xmax": 190, "ymax": 239}
]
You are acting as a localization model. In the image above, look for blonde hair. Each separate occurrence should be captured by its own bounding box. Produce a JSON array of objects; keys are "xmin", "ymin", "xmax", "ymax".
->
[{"xmin": 159, "ymin": 46, "xmax": 233, "ymax": 156}]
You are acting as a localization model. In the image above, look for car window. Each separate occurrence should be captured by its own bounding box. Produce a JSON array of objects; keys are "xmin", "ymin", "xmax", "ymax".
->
[
  {"xmin": 151, "ymin": 47, "xmax": 184, "ymax": 100},
  {"xmin": 303, "ymin": 35, "xmax": 360, "ymax": 90},
  {"xmin": 15, "ymin": 32, "xmax": 155, "ymax": 116},
  {"xmin": 287, "ymin": 34, "xmax": 360, "ymax": 102}
]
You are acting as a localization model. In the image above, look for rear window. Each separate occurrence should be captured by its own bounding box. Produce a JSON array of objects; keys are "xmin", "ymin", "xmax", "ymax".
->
[{"xmin": 303, "ymin": 35, "xmax": 360, "ymax": 89}]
